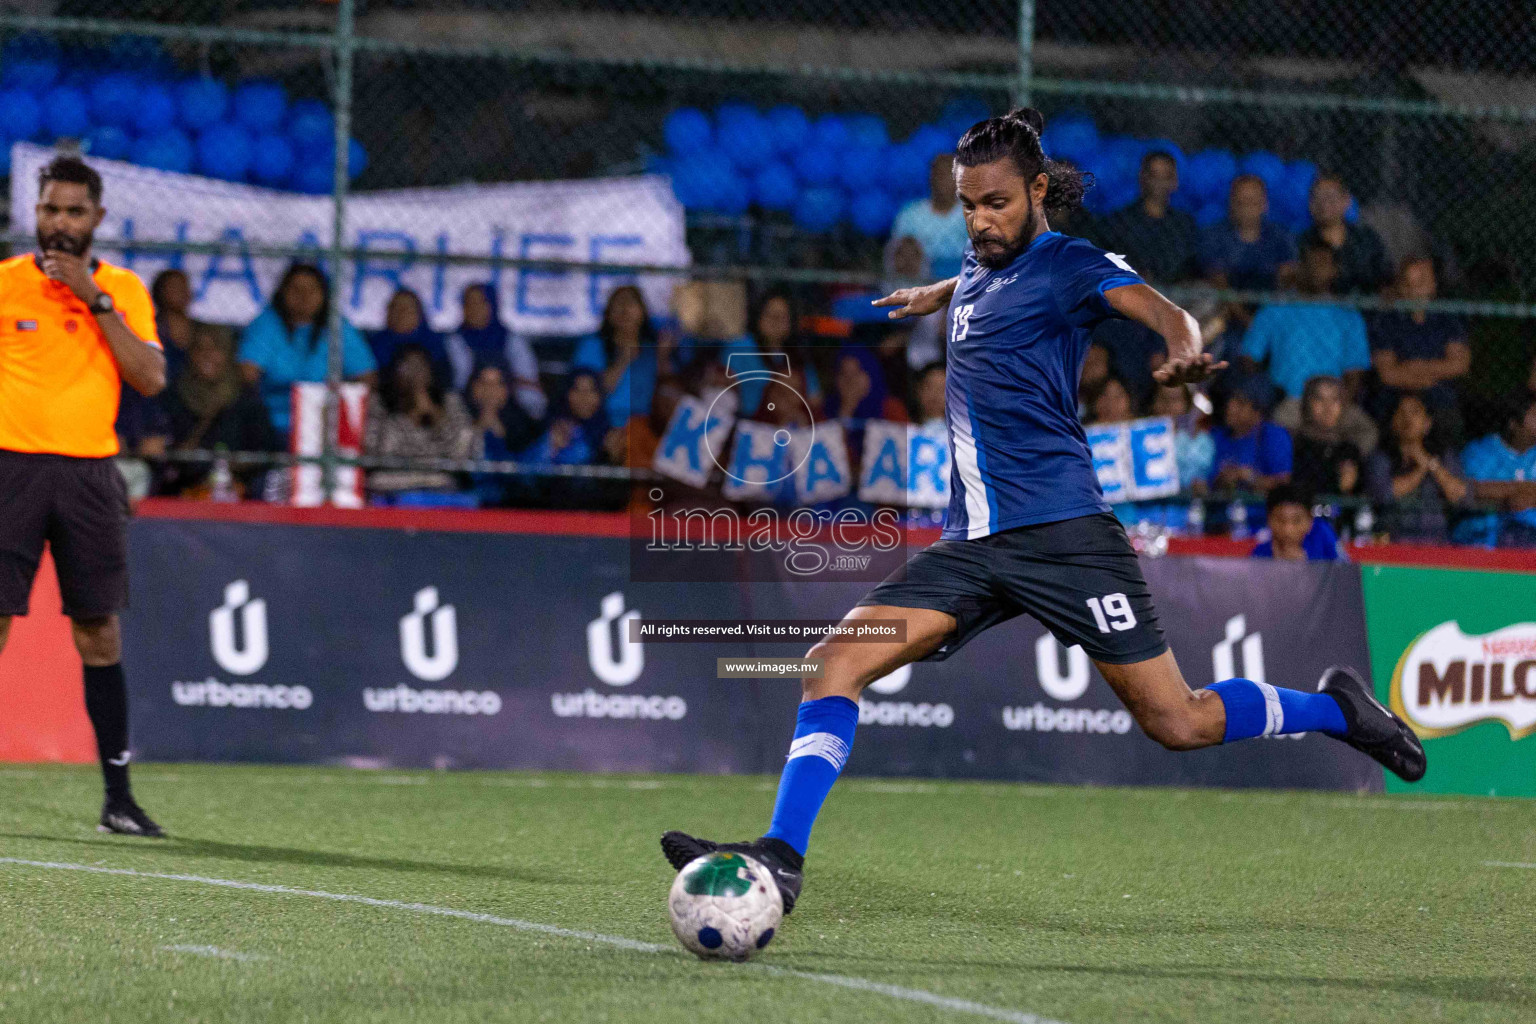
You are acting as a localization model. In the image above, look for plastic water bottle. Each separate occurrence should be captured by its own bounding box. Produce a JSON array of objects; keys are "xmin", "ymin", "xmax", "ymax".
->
[
  {"xmin": 1186, "ymin": 499, "xmax": 1206, "ymax": 537},
  {"xmin": 211, "ymin": 447, "xmax": 237, "ymax": 503},
  {"xmin": 1352, "ymin": 503, "xmax": 1375, "ymax": 546},
  {"xmin": 1227, "ymin": 499, "xmax": 1250, "ymax": 541}
]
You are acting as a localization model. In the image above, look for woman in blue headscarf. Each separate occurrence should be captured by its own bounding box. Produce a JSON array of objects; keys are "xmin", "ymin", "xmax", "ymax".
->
[
  {"xmin": 444, "ymin": 283, "xmax": 546, "ymax": 419},
  {"xmin": 369, "ymin": 288, "xmax": 448, "ymax": 386},
  {"xmin": 517, "ymin": 369, "xmax": 623, "ymax": 509}
]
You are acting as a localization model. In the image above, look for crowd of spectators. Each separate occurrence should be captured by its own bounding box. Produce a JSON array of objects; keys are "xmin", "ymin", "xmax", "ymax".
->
[{"xmin": 115, "ymin": 150, "xmax": 1536, "ymax": 548}]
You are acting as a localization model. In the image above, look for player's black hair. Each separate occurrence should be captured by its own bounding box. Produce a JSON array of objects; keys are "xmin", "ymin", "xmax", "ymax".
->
[
  {"xmin": 1140, "ymin": 150, "xmax": 1178, "ymax": 173},
  {"xmin": 954, "ymin": 107, "xmax": 1090, "ymax": 214},
  {"xmin": 38, "ymin": 154, "xmax": 103, "ymax": 205},
  {"xmin": 1265, "ymin": 482, "xmax": 1314, "ymax": 514}
]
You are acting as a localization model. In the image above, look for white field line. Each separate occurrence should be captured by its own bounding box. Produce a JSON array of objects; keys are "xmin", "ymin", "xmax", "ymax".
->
[
  {"xmin": 0, "ymin": 857, "xmax": 1065, "ymax": 1024},
  {"xmin": 1484, "ymin": 861, "xmax": 1536, "ymax": 869},
  {"xmin": 159, "ymin": 944, "xmax": 268, "ymax": 962}
]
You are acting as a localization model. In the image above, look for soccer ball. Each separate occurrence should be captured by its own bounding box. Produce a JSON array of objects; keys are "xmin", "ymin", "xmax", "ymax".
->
[{"xmin": 668, "ymin": 851, "xmax": 783, "ymax": 961}]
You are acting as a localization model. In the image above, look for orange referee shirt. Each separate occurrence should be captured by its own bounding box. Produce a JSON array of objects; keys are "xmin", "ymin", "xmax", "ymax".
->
[{"xmin": 0, "ymin": 254, "xmax": 161, "ymax": 458}]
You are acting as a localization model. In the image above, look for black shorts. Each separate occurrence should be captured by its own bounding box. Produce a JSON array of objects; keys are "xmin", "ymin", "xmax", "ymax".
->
[
  {"xmin": 0, "ymin": 449, "xmax": 130, "ymax": 619},
  {"xmin": 857, "ymin": 512, "xmax": 1167, "ymax": 665}
]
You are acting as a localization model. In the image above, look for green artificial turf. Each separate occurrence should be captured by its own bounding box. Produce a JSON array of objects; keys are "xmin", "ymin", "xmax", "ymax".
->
[{"xmin": 1, "ymin": 763, "xmax": 1533, "ymax": 1024}]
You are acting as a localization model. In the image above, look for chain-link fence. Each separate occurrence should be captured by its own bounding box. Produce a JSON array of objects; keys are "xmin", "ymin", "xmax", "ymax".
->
[{"xmin": 0, "ymin": 1, "xmax": 1532, "ymax": 545}]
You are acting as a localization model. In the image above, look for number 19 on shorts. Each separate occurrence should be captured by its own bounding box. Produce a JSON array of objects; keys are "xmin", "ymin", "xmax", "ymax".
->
[{"xmin": 1087, "ymin": 593, "xmax": 1137, "ymax": 633}]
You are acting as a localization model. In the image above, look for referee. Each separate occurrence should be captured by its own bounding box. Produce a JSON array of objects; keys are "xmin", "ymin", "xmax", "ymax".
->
[{"xmin": 0, "ymin": 155, "xmax": 167, "ymax": 836}]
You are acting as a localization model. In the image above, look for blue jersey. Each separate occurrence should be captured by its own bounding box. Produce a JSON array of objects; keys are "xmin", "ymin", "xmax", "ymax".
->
[{"xmin": 942, "ymin": 231, "xmax": 1144, "ymax": 540}]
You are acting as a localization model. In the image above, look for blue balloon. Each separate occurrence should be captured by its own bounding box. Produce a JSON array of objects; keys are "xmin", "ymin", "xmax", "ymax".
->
[
  {"xmin": 2, "ymin": 57, "xmax": 59, "ymax": 93},
  {"xmin": 43, "ymin": 85, "xmax": 90, "ymax": 139},
  {"xmin": 287, "ymin": 98, "xmax": 334, "ymax": 152},
  {"xmin": 764, "ymin": 105, "xmax": 809, "ymax": 155},
  {"xmin": 233, "ymin": 79, "xmax": 287, "ymax": 133},
  {"xmin": 86, "ymin": 125, "xmax": 132, "ymax": 161},
  {"xmin": 293, "ymin": 160, "xmax": 333, "ymax": 195},
  {"xmin": 715, "ymin": 105, "xmax": 772, "ymax": 171},
  {"xmin": 1040, "ymin": 113, "xmax": 1098, "ymax": 164},
  {"xmin": 133, "ymin": 128, "xmax": 193, "ymax": 174},
  {"xmin": 250, "ymin": 131, "xmax": 295, "ymax": 187},
  {"xmin": 90, "ymin": 73, "xmax": 140, "ymax": 129},
  {"xmin": 1184, "ymin": 149, "xmax": 1238, "ymax": 203},
  {"xmin": 663, "ymin": 107, "xmax": 712, "ymax": 155},
  {"xmin": 850, "ymin": 189, "xmax": 896, "ymax": 236},
  {"xmin": 669, "ymin": 151, "xmax": 736, "ymax": 211},
  {"xmin": 177, "ymin": 77, "xmax": 228, "ymax": 131},
  {"xmin": 883, "ymin": 141, "xmax": 931, "ymax": 197},
  {"xmin": 1195, "ymin": 200, "xmax": 1227, "ymax": 229},
  {"xmin": 793, "ymin": 185, "xmax": 845, "ymax": 232},
  {"xmin": 133, "ymin": 81, "xmax": 177, "ymax": 135},
  {"xmin": 810, "ymin": 114, "xmax": 850, "ymax": 153},
  {"xmin": 792, "ymin": 144, "xmax": 839, "ymax": 186},
  {"xmin": 0, "ymin": 88, "xmax": 41, "ymax": 140},
  {"xmin": 1270, "ymin": 162, "xmax": 1316, "ymax": 228},
  {"xmin": 1238, "ymin": 151, "xmax": 1286, "ymax": 193},
  {"xmin": 197, "ymin": 122, "xmax": 254, "ymax": 180},
  {"xmin": 838, "ymin": 144, "xmax": 885, "ymax": 192},
  {"xmin": 752, "ymin": 161, "xmax": 798, "ymax": 211},
  {"xmin": 348, "ymin": 137, "xmax": 367, "ymax": 180},
  {"xmin": 905, "ymin": 124, "xmax": 953, "ymax": 162},
  {"xmin": 711, "ymin": 173, "xmax": 751, "ymax": 216},
  {"xmin": 845, "ymin": 114, "xmax": 889, "ymax": 151}
]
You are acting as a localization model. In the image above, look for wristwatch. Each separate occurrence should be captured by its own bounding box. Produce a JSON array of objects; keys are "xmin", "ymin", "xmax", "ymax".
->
[{"xmin": 89, "ymin": 291, "xmax": 115, "ymax": 315}]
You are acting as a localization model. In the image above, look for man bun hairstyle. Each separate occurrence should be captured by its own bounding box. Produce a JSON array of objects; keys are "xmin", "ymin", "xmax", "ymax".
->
[
  {"xmin": 39, "ymin": 154, "xmax": 102, "ymax": 205},
  {"xmin": 954, "ymin": 107, "xmax": 1090, "ymax": 213}
]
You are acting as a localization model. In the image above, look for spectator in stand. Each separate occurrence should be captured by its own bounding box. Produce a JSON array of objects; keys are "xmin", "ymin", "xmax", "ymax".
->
[
  {"xmin": 572, "ymin": 284, "xmax": 675, "ymax": 425},
  {"xmin": 891, "ymin": 153, "xmax": 969, "ymax": 279},
  {"xmin": 151, "ymin": 268, "xmax": 234, "ymax": 383},
  {"xmin": 1251, "ymin": 483, "xmax": 1344, "ymax": 561},
  {"xmin": 1078, "ymin": 341, "xmax": 1111, "ymax": 420},
  {"xmin": 463, "ymin": 360, "xmax": 541, "ymax": 507},
  {"xmin": 1199, "ymin": 174, "xmax": 1298, "ymax": 292},
  {"xmin": 364, "ymin": 343, "xmax": 474, "ymax": 498},
  {"xmin": 444, "ymin": 283, "xmax": 545, "ymax": 419},
  {"xmin": 1092, "ymin": 318, "xmax": 1165, "ymax": 411},
  {"xmin": 1087, "ymin": 375, "xmax": 1137, "ymax": 425},
  {"xmin": 161, "ymin": 324, "xmax": 278, "ymax": 498},
  {"xmin": 1287, "ymin": 376, "xmax": 1362, "ymax": 497},
  {"xmin": 1239, "ymin": 240, "xmax": 1370, "ymax": 401},
  {"xmin": 1094, "ymin": 151, "xmax": 1199, "ymax": 285},
  {"xmin": 912, "ymin": 361, "xmax": 947, "ymax": 430},
  {"xmin": 369, "ymin": 288, "xmax": 449, "ymax": 388},
  {"xmin": 238, "ymin": 263, "xmax": 376, "ymax": 441},
  {"xmin": 1209, "ymin": 375, "xmax": 1292, "ymax": 495},
  {"xmin": 1365, "ymin": 393, "xmax": 1469, "ymax": 544},
  {"xmin": 722, "ymin": 290, "xmax": 822, "ymax": 417},
  {"xmin": 1368, "ymin": 256, "xmax": 1469, "ymax": 433},
  {"xmin": 520, "ymin": 370, "xmax": 620, "ymax": 509},
  {"xmin": 1151, "ymin": 384, "xmax": 1214, "ymax": 492},
  {"xmin": 1301, "ymin": 174, "xmax": 1392, "ymax": 295},
  {"xmin": 114, "ymin": 382, "xmax": 170, "ymax": 500},
  {"xmin": 1456, "ymin": 393, "xmax": 1536, "ymax": 547},
  {"xmin": 882, "ymin": 235, "xmax": 944, "ymax": 371},
  {"xmin": 825, "ymin": 347, "xmax": 908, "ymax": 424}
]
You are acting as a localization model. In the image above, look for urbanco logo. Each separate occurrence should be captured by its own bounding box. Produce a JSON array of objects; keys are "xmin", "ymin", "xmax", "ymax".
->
[
  {"xmin": 1391, "ymin": 620, "xmax": 1536, "ymax": 740},
  {"xmin": 1212, "ymin": 614, "xmax": 1265, "ymax": 685},
  {"xmin": 210, "ymin": 580, "xmax": 268, "ymax": 676},
  {"xmin": 1035, "ymin": 635, "xmax": 1090, "ymax": 701},
  {"xmin": 1001, "ymin": 636, "xmax": 1131, "ymax": 733},
  {"xmin": 587, "ymin": 591, "xmax": 643, "ymax": 686},
  {"xmin": 400, "ymin": 587, "xmax": 458, "ymax": 682}
]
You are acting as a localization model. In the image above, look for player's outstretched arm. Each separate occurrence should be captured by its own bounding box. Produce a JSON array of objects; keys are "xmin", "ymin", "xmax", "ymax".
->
[
  {"xmin": 1106, "ymin": 282, "xmax": 1227, "ymax": 387},
  {"xmin": 873, "ymin": 277, "xmax": 959, "ymax": 320}
]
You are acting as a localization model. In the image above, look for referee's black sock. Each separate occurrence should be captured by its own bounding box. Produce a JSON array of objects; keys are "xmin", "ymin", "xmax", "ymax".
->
[{"xmin": 83, "ymin": 663, "xmax": 132, "ymax": 801}]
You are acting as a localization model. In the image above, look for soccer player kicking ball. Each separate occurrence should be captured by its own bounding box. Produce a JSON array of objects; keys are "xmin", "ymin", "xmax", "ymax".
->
[{"xmin": 661, "ymin": 109, "xmax": 1425, "ymax": 912}]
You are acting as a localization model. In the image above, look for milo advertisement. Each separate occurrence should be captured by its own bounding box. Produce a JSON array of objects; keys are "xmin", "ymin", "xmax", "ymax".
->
[{"xmin": 1363, "ymin": 565, "xmax": 1536, "ymax": 797}]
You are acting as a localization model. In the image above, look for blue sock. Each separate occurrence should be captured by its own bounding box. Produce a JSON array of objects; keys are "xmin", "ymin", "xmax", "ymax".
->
[
  {"xmin": 1209, "ymin": 678, "xmax": 1347, "ymax": 741},
  {"xmin": 763, "ymin": 696, "xmax": 859, "ymax": 856}
]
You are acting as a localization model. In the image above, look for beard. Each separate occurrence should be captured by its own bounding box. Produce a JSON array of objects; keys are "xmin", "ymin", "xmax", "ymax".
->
[
  {"xmin": 971, "ymin": 202, "xmax": 1038, "ymax": 270},
  {"xmin": 38, "ymin": 227, "xmax": 92, "ymax": 256}
]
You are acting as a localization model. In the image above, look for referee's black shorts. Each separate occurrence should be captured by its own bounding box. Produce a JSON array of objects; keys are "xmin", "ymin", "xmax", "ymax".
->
[
  {"xmin": 857, "ymin": 511, "xmax": 1168, "ymax": 665},
  {"xmin": 0, "ymin": 449, "xmax": 130, "ymax": 619}
]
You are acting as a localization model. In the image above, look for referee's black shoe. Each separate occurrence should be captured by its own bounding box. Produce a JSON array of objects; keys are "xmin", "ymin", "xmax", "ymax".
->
[
  {"xmin": 1320, "ymin": 666, "xmax": 1427, "ymax": 783},
  {"xmin": 99, "ymin": 796, "xmax": 166, "ymax": 838},
  {"xmin": 661, "ymin": 831, "xmax": 803, "ymax": 913}
]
